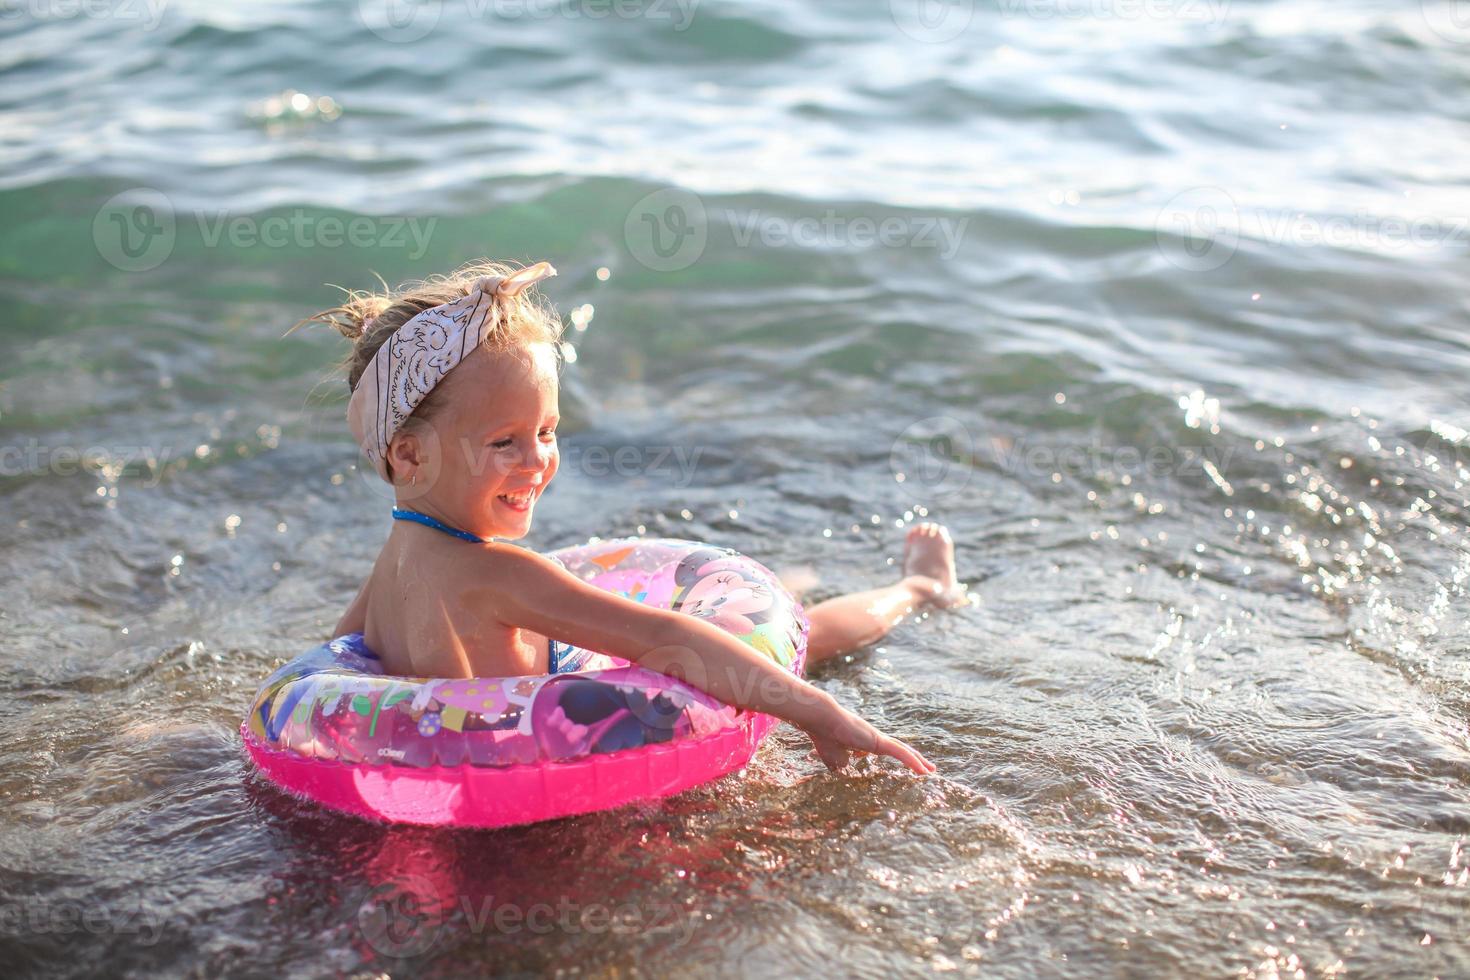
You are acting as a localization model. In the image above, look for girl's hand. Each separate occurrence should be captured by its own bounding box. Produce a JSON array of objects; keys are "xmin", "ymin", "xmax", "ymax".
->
[{"xmin": 794, "ymin": 698, "xmax": 936, "ymax": 775}]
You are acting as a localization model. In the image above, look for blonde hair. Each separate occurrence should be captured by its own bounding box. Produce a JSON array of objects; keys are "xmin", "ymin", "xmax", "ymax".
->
[{"xmin": 292, "ymin": 259, "xmax": 565, "ymax": 476}]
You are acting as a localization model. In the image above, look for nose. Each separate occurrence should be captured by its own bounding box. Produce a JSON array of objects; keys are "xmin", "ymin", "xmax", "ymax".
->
[{"xmin": 517, "ymin": 439, "xmax": 554, "ymax": 476}]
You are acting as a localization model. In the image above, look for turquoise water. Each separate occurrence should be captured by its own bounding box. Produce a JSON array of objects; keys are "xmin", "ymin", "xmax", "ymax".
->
[{"xmin": 3, "ymin": 1, "xmax": 1469, "ymax": 976}]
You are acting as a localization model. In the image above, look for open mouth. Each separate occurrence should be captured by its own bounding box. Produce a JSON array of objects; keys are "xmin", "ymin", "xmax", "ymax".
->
[{"xmin": 497, "ymin": 488, "xmax": 537, "ymax": 513}]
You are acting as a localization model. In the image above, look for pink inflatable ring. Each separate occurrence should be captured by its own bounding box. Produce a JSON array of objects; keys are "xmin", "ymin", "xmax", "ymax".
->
[{"xmin": 241, "ymin": 538, "xmax": 809, "ymax": 828}]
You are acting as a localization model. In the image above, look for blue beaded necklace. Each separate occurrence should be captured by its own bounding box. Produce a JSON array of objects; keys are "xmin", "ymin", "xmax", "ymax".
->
[{"xmin": 391, "ymin": 507, "xmax": 489, "ymax": 543}]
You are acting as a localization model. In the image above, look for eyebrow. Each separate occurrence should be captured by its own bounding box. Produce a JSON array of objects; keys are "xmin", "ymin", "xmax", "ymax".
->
[{"xmin": 481, "ymin": 415, "xmax": 560, "ymax": 439}]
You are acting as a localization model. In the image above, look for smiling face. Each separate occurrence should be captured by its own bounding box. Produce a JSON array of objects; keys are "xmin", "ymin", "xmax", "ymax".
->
[{"xmin": 387, "ymin": 342, "xmax": 560, "ymax": 540}]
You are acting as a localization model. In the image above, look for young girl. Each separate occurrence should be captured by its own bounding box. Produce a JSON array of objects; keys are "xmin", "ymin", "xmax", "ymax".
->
[{"xmin": 303, "ymin": 260, "xmax": 966, "ymax": 775}]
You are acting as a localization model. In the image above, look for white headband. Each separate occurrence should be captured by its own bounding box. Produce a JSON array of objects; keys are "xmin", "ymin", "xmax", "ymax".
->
[{"xmin": 347, "ymin": 261, "xmax": 557, "ymax": 482}]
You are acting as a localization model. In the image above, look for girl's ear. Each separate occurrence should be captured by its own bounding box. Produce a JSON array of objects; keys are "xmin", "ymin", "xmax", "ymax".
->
[
  {"xmin": 387, "ymin": 423, "xmax": 442, "ymax": 489},
  {"xmin": 386, "ymin": 430, "xmax": 421, "ymax": 477}
]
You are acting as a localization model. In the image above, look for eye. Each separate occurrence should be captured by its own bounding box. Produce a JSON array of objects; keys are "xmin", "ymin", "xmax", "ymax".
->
[
  {"xmin": 490, "ymin": 438, "xmax": 513, "ymax": 450},
  {"xmin": 539, "ymin": 427, "xmax": 557, "ymax": 441}
]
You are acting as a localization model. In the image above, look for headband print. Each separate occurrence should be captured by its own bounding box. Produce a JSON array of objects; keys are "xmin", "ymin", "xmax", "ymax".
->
[{"xmin": 347, "ymin": 261, "xmax": 557, "ymax": 482}]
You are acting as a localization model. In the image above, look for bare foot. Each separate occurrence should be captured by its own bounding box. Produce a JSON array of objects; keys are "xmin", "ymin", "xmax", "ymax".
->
[{"xmin": 903, "ymin": 522, "xmax": 968, "ymax": 607}]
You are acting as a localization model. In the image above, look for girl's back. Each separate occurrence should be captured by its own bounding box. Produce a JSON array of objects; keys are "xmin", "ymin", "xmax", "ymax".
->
[{"xmin": 341, "ymin": 529, "xmax": 547, "ymax": 679}]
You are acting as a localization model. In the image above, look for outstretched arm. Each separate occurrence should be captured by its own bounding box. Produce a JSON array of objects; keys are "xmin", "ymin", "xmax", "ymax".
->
[{"xmin": 469, "ymin": 547, "xmax": 936, "ymax": 775}]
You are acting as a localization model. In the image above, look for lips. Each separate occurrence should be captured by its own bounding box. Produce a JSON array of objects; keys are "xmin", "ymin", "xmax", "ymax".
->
[{"xmin": 497, "ymin": 488, "xmax": 537, "ymax": 512}]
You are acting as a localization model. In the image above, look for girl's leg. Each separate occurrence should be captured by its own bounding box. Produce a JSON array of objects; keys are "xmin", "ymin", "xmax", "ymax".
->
[{"xmin": 805, "ymin": 523, "xmax": 964, "ymax": 665}]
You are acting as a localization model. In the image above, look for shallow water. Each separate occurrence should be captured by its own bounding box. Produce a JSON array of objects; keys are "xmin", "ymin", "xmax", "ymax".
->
[{"xmin": 3, "ymin": 1, "xmax": 1469, "ymax": 976}]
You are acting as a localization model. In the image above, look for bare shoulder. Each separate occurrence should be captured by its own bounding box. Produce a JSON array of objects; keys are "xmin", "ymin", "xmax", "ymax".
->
[
  {"xmin": 446, "ymin": 542, "xmax": 579, "ymax": 612},
  {"xmin": 456, "ymin": 542, "xmax": 567, "ymax": 585}
]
